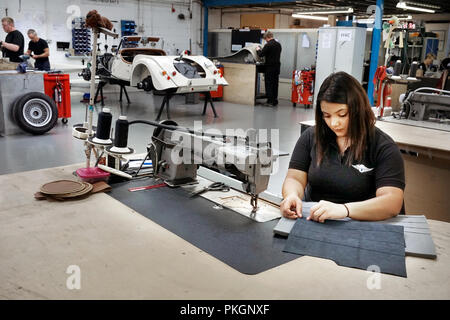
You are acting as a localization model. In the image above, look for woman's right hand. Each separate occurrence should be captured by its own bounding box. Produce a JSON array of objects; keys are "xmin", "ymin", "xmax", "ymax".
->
[{"xmin": 280, "ymin": 194, "xmax": 303, "ymax": 219}]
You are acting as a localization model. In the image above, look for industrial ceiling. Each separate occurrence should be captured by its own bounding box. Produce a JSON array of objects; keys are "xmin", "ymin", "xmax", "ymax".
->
[{"xmin": 207, "ymin": 1, "xmax": 450, "ymax": 16}]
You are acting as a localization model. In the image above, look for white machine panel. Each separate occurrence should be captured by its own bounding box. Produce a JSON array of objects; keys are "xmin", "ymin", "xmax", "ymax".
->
[
  {"xmin": 314, "ymin": 27, "xmax": 367, "ymax": 108},
  {"xmin": 314, "ymin": 28, "xmax": 337, "ymax": 108},
  {"xmin": 335, "ymin": 28, "xmax": 366, "ymax": 82}
]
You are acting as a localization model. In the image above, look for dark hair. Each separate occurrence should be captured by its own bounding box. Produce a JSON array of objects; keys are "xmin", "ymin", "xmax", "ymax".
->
[{"xmin": 315, "ymin": 71, "xmax": 375, "ymax": 166}]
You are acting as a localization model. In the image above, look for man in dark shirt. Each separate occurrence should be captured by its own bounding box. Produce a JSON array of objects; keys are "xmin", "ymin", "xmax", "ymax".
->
[
  {"xmin": 0, "ymin": 17, "xmax": 24, "ymax": 63},
  {"xmin": 26, "ymin": 29, "xmax": 50, "ymax": 71},
  {"xmin": 257, "ymin": 31, "xmax": 282, "ymax": 107},
  {"xmin": 416, "ymin": 53, "xmax": 436, "ymax": 77}
]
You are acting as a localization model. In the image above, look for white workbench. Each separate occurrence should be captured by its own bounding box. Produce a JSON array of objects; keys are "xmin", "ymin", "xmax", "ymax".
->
[{"xmin": 0, "ymin": 164, "xmax": 449, "ymax": 299}]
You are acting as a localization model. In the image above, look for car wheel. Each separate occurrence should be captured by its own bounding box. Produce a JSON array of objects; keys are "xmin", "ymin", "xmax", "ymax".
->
[
  {"xmin": 137, "ymin": 76, "xmax": 155, "ymax": 92},
  {"xmin": 13, "ymin": 92, "xmax": 59, "ymax": 135}
]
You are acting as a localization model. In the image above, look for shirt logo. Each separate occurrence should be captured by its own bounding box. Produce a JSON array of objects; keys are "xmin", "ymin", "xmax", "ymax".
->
[{"xmin": 352, "ymin": 164, "xmax": 374, "ymax": 173}]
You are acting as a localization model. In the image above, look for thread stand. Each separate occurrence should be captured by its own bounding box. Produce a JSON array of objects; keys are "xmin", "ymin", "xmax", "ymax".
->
[
  {"xmin": 104, "ymin": 145, "xmax": 135, "ymax": 171},
  {"xmin": 98, "ymin": 147, "xmax": 136, "ymax": 180},
  {"xmin": 74, "ymin": 27, "xmax": 118, "ymax": 180}
]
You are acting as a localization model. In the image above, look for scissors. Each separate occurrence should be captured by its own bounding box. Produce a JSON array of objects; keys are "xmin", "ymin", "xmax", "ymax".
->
[{"xmin": 190, "ymin": 182, "xmax": 230, "ymax": 197}]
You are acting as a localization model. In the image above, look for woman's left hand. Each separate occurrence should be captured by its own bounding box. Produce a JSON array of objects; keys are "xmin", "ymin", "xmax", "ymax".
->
[{"xmin": 307, "ymin": 200, "xmax": 348, "ymax": 223}]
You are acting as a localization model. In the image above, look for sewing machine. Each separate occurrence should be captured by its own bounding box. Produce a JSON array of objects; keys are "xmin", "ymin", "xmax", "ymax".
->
[
  {"xmin": 403, "ymin": 87, "xmax": 450, "ymax": 122},
  {"xmin": 147, "ymin": 120, "xmax": 275, "ymax": 213}
]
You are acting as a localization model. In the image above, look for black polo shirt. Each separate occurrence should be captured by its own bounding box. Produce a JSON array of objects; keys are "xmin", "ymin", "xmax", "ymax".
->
[
  {"xmin": 289, "ymin": 126, "xmax": 405, "ymax": 211},
  {"xmin": 2, "ymin": 30, "xmax": 24, "ymax": 62},
  {"xmin": 418, "ymin": 62, "xmax": 427, "ymax": 72},
  {"xmin": 28, "ymin": 38, "xmax": 49, "ymax": 64}
]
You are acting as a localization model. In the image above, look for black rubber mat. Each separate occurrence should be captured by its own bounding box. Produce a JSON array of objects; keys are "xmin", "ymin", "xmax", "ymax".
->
[{"xmin": 108, "ymin": 178, "xmax": 300, "ymax": 275}]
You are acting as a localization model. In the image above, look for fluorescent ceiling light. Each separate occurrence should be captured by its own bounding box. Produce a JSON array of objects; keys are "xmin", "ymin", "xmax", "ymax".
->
[
  {"xmin": 356, "ymin": 16, "xmax": 412, "ymax": 24},
  {"xmin": 396, "ymin": 1, "xmax": 436, "ymax": 13},
  {"xmin": 292, "ymin": 7, "xmax": 353, "ymax": 15},
  {"xmin": 357, "ymin": 18, "xmax": 375, "ymax": 24},
  {"xmin": 345, "ymin": 14, "xmax": 414, "ymax": 24},
  {"xmin": 292, "ymin": 14, "xmax": 329, "ymax": 21},
  {"xmin": 383, "ymin": 15, "xmax": 412, "ymax": 20}
]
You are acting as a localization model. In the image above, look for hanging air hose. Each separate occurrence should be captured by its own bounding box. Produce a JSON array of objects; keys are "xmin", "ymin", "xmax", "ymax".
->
[
  {"xmin": 128, "ymin": 119, "xmax": 248, "ymax": 142},
  {"xmin": 129, "ymin": 119, "xmax": 193, "ymax": 133}
]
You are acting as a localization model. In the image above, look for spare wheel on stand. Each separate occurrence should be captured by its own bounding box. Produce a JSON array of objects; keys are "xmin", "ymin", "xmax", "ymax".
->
[{"xmin": 13, "ymin": 92, "xmax": 58, "ymax": 135}]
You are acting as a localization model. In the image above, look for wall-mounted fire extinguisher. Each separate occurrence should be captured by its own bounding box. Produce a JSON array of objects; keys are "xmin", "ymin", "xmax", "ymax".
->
[{"xmin": 53, "ymin": 81, "xmax": 63, "ymax": 106}]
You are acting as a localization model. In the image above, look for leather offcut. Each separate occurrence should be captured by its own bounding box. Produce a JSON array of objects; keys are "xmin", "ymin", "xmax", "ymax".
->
[{"xmin": 283, "ymin": 218, "xmax": 407, "ymax": 277}]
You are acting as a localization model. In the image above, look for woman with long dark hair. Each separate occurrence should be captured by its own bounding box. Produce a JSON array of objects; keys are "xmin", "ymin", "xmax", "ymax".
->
[{"xmin": 280, "ymin": 72, "xmax": 405, "ymax": 222}]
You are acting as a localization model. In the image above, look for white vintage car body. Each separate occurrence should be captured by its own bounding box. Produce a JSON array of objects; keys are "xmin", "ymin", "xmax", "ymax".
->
[
  {"xmin": 110, "ymin": 47, "xmax": 228, "ymax": 93},
  {"xmin": 213, "ymin": 43, "xmax": 263, "ymax": 64}
]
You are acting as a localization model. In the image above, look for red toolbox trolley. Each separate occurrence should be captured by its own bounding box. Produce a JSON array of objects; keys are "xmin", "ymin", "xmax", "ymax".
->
[
  {"xmin": 291, "ymin": 69, "xmax": 315, "ymax": 108},
  {"xmin": 210, "ymin": 65, "xmax": 224, "ymax": 99},
  {"xmin": 43, "ymin": 73, "xmax": 71, "ymax": 123}
]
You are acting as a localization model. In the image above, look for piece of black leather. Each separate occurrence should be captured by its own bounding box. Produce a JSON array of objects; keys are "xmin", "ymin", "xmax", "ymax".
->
[
  {"xmin": 108, "ymin": 178, "xmax": 300, "ymax": 275},
  {"xmin": 283, "ymin": 218, "xmax": 407, "ymax": 277}
]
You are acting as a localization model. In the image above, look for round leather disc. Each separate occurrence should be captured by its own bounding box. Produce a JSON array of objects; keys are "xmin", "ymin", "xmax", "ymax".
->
[
  {"xmin": 55, "ymin": 182, "xmax": 93, "ymax": 199},
  {"xmin": 40, "ymin": 180, "xmax": 85, "ymax": 195}
]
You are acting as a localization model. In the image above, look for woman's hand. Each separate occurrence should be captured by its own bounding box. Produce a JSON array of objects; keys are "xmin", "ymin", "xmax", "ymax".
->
[
  {"xmin": 308, "ymin": 200, "xmax": 348, "ymax": 223},
  {"xmin": 280, "ymin": 194, "xmax": 303, "ymax": 219}
]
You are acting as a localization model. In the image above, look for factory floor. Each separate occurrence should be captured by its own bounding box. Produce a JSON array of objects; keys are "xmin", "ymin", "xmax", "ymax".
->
[
  {"xmin": 1, "ymin": 90, "xmax": 450, "ymax": 300},
  {"xmin": 0, "ymin": 90, "xmax": 315, "ymax": 197}
]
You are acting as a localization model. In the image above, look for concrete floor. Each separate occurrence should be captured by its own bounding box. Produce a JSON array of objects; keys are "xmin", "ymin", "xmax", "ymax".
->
[{"xmin": 0, "ymin": 89, "xmax": 315, "ymax": 197}]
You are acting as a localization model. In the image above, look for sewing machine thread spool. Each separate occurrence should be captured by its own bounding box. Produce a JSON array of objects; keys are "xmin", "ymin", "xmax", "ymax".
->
[
  {"xmin": 109, "ymin": 116, "xmax": 131, "ymax": 153},
  {"xmin": 92, "ymin": 107, "xmax": 113, "ymax": 144},
  {"xmin": 391, "ymin": 60, "xmax": 402, "ymax": 80},
  {"xmin": 408, "ymin": 61, "xmax": 419, "ymax": 80},
  {"xmin": 114, "ymin": 116, "xmax": 128, "ymax": 147}
]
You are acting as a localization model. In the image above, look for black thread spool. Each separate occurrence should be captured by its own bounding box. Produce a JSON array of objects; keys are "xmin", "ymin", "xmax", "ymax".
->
[
  {"xmin": 93, "ymin": 107, "xmax": 112, "ymax": 144},
  {"xmin": 393, "ymin": 60, "xmax": 402, "ymax": 77},
  {"xmin": 409, "ymin": 61, "xmax": 419, "ymax": 78},
  {"xmin": 114, "ymin": 116, "xmax": 129, "ymax": 148}
]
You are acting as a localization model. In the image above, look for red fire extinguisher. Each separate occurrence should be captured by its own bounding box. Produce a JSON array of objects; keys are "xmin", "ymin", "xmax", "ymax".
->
[{"xmin": 53, "ymin": 81, "xmax": 63, "ymax": 106}]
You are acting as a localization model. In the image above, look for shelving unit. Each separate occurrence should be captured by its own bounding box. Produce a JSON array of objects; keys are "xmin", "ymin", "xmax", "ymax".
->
[
  {"xmin": 71, "ymin": 17, "xmax": 92, "ymax": 56},
  {"xmin": 120, "ymin": 20, "xmax": 138, "ymax": 48},
  {"xmin": 386, "ymin": 27, "xmax": 428, "ymax": 74},
  {"xmin": 121, "ymin": 20, "xmax": 137, "ymax": 37}
]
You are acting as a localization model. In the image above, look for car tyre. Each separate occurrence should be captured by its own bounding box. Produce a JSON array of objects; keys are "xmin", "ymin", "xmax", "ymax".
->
[{"xmin": 13, "ymin": 92, "xmax": 59, "ymax": 135}]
